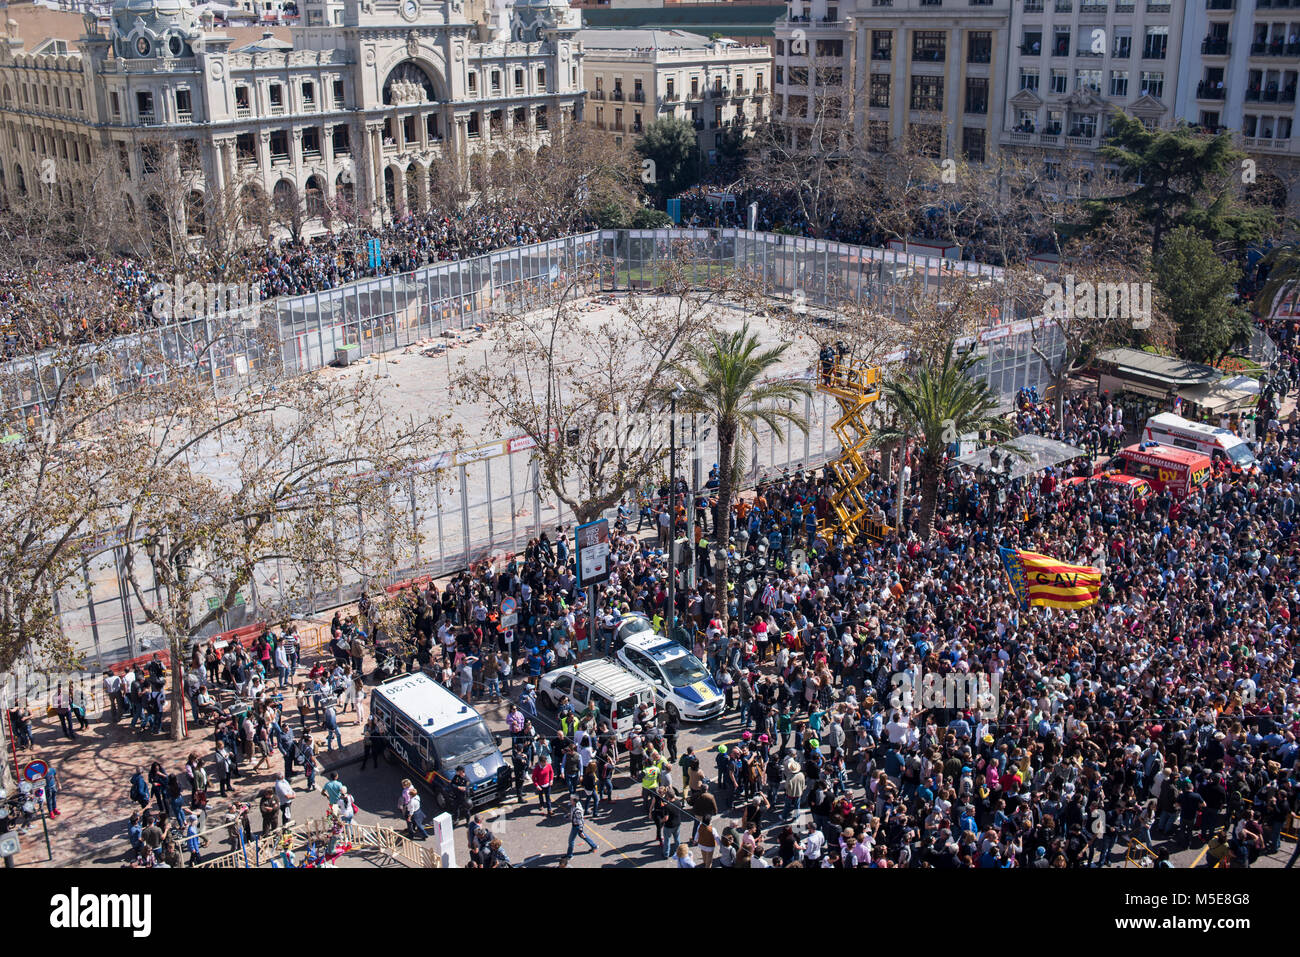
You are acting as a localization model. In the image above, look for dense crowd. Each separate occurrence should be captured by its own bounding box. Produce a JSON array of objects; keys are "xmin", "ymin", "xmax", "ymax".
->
[
  {"xmin": 388, "ymin": 374, "xmax": 1300, "ymax": 868},
  {"xmin": 1, "ymin": 205, "xmax": 593, "ymax": 358}
]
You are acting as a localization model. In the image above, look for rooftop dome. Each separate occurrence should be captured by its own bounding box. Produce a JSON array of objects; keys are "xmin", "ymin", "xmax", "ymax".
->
[{"xmin": 110, "ymin": 0, "xmax": 202, "ymax": 58}]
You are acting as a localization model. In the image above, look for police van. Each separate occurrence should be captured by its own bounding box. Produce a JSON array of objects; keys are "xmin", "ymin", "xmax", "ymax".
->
[
  {"xmin": 370, "ymin": 672, "xmax": 510, "ymax": 812},
  {"xmin": 537, "ymin": 659, "xmax": 656, "ymax": 740}
]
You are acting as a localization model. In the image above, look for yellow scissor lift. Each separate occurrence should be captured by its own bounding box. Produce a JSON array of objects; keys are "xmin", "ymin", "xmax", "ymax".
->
[{"xmin": 816, "ymin": 361, "xmax": 894, "ymax": 545}]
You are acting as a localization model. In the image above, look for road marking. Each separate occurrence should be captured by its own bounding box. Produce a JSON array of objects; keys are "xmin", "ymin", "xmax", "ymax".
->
[
  {"xmin": 1190, "ymin": 844, "xmax": 1209, "ymax": 868},
  {"xmin": 583, "ymin": 818, "xmax": 637, "ymax": 864}
]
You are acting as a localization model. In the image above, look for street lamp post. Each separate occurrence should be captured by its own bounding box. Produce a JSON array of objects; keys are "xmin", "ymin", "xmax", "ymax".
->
[{"xmin": 665, "ymin": 388, "xmax": 681, "ymax": 639}]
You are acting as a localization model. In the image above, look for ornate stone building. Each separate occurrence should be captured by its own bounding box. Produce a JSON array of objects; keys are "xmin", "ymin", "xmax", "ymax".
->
[{"xmin": 0, "ymin": 0, "xmax": 584, "ymax": 231}]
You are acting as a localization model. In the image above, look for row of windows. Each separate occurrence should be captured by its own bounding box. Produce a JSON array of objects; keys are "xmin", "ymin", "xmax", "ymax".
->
[
  {"xmin": 469, "ymin": 66, "xmax": 547, "ymax": 95},
  {"xmin": 1018, "ymin": 66, "xmax": 1165, "ymax": 98},
  {"xmin": 779, "ymin": 30, "xmax": 995, "ymax": 65},
  {"xmin": 591, "ymin": 70, "xmax": 766, "ymax": 99},
  {"xmin": 3, "ymin": 125, "xmax": 93, "ymax": 165},
  {"xmin": 865, "ymin": 75, "xmax": 991, "ymax": 113},
  {"xmin": 1020, "ymin": 26, "xmax": 1168, "ymax": 59},
  {"xmin": 2, "ymin": 81, "xmax": 85, "ymax": 114}
]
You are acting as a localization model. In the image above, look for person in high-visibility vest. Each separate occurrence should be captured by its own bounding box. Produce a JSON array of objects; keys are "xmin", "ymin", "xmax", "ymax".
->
[{"xmin": 641, "ymin": 754, "xmax": 665, "ymax": 816}]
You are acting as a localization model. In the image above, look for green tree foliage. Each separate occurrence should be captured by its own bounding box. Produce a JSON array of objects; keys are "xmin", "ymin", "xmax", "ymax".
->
[
  {"xmin": 1155, "ymin": 226, "xmax": 1252, "ymax": 363},
  {"xmin": 669, "ymin": 323, "xmax": 811, "ymax": 626},
  {"xmin": 635, "ymin": 117, "xmax": 701, "ymax": 206},
  {"xmin": 870, "ymin": 343, "xmax": 1014, "ymax": 539},
  {"xmin": 1076, "ymin": 113, "xmax": 1273, "ymax": 255}
]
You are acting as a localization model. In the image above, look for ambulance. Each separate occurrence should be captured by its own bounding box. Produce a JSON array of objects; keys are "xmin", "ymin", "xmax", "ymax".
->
[{"xmin": 1141, "ymin": 413, "xmax": 1257, "ymax": 472}]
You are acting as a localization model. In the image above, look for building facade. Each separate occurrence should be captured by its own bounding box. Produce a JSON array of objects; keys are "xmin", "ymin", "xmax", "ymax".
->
[
  {"xmin": 772, "ymin": 0, "xmax": 1010, "ymax": 162},
  {"xmin": 1176, "ymin": 0, "xmax": 1299, "ymax": 180},
  {"xmin": 0, "ymin": 0, "xmax": 585, "ymax": 230},
  {"xmin": 577, "ymin": 27, "xmax": 770, "ymax": 155},
  {"xmin": 1000, "ymin": 0, "xmax": 1186, "ymax": 158}
]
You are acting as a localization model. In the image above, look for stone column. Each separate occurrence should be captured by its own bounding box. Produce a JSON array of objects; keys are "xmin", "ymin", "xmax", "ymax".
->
[
  {"xmin": 257, "ymin": 129, "xmax": 272, "ymax": 181},
  {"xmin": 367, "ymin": 121, "xmax": 384, "ymax": 212}
]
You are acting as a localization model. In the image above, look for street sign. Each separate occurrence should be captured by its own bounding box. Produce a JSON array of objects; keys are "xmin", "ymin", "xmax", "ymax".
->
[
  {"xmin": 499, "ymin": 596, "xmax": 518, "ymax": 628},
  {"xmin": 575, "ymin": 518, "xmax": 612, "ymax": 587},
  {"xmin": 22, "ymin": 760, "xmax": 48, "ymax": 782},
  {"xmin": 502, "ymin": 628, "xmax": 514, "ymax": 646}
]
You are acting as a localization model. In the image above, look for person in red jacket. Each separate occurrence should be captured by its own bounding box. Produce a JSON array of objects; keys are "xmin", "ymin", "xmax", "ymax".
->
[{"xmin": 531, "ymin": 755, "xmax": 555, "ymax": 817}]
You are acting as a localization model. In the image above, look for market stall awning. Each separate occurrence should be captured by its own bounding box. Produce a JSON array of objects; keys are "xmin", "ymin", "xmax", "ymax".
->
[
  {"xmin": 955, "ymin": 434, "xmax": 1086, "ymax": 481},
  {"xmin": 1177, "ymin": 381, "xmax": 1258, "ymax": 414}
]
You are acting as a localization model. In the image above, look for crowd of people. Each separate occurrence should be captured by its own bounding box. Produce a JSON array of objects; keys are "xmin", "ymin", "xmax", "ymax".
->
[
  {"xmin": 1, "ymin": 205, "xmax": 593, "ymax": 358},
  {"xmin": 387, "ymin": 362, "xmax": 1300, "ymax": 868}
]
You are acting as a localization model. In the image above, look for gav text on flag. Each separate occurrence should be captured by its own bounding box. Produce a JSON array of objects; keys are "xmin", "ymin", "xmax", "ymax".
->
[{"xmin": 999, "ymin": 546, "xmax": 1101, "ymax": 610}]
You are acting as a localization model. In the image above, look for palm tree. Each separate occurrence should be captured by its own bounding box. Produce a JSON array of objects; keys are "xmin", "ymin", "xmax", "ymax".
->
[
  {"xmin": 669, "ymin": 322, "xmax": 812, "ymax": 628},
  {"xmin": 1257, "ymin": 227, "xmax": 1300, "ymax": 318},
  {"xmin": 871, "ymin": 341, "xmax": 1014, "ymax": 539}
]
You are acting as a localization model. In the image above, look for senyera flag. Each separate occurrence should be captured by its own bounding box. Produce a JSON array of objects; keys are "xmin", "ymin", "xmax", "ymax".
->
[{"xmin": 999, "ymin": 546, "xmax": 1102, "ymax": 610}]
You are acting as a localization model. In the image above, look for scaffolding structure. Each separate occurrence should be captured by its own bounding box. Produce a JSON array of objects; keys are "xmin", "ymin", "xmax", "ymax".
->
[{"xmin": 817, "ymin": 361, "xmax": 892, "ymax": 544}]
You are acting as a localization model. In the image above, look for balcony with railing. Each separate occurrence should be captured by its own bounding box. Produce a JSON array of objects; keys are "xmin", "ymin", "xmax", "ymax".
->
[
  {"xmin": 1066, "ymin": 133, "xmax": 1097, "ymax": 147},
  {"xmin": 1198, "ymin": 80, "xmax": 1228, "ymax": 99},
  {"xmin": 693, "ymin": 117, "xmax": 705, "ymax": 130},
  {"xmin": 1202, "ymin": 38, "xmax": 1230, "ymax": 55},
  {"xmin": 1115, "ymin": 0, "xmax": 1135, "ymax": 9},
  {"xmin": 1206, "ymin": 0, "xmax": 1233, "ymax": 8},
  {"xmin": 1146, "ymin": 0, "xmax": 1170, "ymax": 10},
  {"xmin": 612, "ymin": 89, "xmax": 625, "ymax": 101},
  {"xmin": 1024, "ymin": 0, "xmax": 1044, "ymax": 9},
  {"xmin": 1055, "ymin": 0, "xmax": 1072, "ymax": 10},
  {"xmin": 590, "ymin": 89, "xmax": 605, "ymax": 100},
  {"xmin": 1008, "ymin": 129, "xmax": 1035, "ymax": 143},
  {"xmin": 631, "ymin": 90, "xmax": 645, "ymax": 103},
  {"xmin": 1080, "ymin": 1, "xmax": 1108, "ymax": 14},
  {"xmin": 1245, "ymin": 85, "xmax": 1294, "ymax": 101},
  {"xmin": 1242, "ymin": 135, "xmax": 1292, "ymax": 150}
]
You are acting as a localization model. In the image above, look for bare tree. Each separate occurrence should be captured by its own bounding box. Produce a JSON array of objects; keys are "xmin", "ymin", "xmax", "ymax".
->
[{"xmin": 453, "ymin": 250, "xmax": 740, "ymax": 524}]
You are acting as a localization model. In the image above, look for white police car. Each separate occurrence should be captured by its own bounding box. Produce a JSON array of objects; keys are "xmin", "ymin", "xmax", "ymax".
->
[{"xmin": 616, "ymin": 633, "xmax": 724, "ymax": 723}]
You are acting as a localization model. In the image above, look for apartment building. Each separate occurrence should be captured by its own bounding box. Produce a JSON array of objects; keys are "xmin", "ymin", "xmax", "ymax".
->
[
  {"xmin": 578, "ymin": 27, "xmax": 771, "ymax": 157},
  {"xmin": 1000, "ymin": 0, "xmax": 1186, "ymax": 162},
  {"xmin": 1178, "ymin": 0, "xmax": 1299, "ymax": 186},
  {"xmin": 772, "ymin": 0, "xmax": 1010, "ymax": 161}
]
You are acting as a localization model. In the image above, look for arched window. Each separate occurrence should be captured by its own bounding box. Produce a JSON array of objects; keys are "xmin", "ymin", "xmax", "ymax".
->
[
  {"xmin": 304, "ymin": 174, "xmax": 324, "ymax": 216},
  {"xmin": 335, "ymin": 170, "xmax": 353, "ymax": 205},
  {"xmin": 186, "ymin": 190, "xmax": 206, "ymax": 234}
]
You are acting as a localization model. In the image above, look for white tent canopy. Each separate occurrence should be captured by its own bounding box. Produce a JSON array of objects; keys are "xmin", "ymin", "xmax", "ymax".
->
[{"xmin": 955, "ymin": 434, "xmax": 1086, "ymax": 481}]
